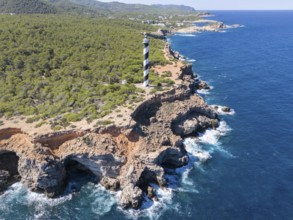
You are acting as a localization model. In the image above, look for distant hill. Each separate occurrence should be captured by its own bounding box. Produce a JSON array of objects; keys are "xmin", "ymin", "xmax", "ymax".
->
[
  {"xmin": 68, "ymin": 0, "xmax": 196, "ymax": 14},
  {"xmin": 0, "ymin": 0, "xmax": 196, "ymax": 16},
  {"xmin": 0, "ymin": 0, "xmax": 57, "ymax": 14},
  {"xmin": 46, "ymin": 0, "xmax": 108, "ymax": 16}
]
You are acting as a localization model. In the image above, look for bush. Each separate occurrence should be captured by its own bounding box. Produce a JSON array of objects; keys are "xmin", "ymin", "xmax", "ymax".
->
[
  {"xmin": 35, "ymin": 121, "xmax": 47, "ymax": 128},
  {"xmin": 162, "ymin": 71, "xmax": 172, "ymax": 77},
  {"xmin": 26, "ymin": 115, "xmax": 41, "ymax": 123},
  {"xmin": 94, "ymin": 120, "xmax": 113, "ymax": 127}
]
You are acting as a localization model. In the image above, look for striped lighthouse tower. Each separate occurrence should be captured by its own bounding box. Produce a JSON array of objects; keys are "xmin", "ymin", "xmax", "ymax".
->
[{"xmin": 143, "ymin": 34, "xmax": 149, "ymax": 87}]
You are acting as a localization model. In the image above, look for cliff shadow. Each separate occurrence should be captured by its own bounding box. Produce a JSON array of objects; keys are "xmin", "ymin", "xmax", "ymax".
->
[
  {"xmin": 0, "ymin": 151, "xmax": 21, "ymax": 192},
  {"xmin": 63, "ymin": 157, "xmax": 98, "ymax": 195},
  {"xmin": 132, "ymin": 101, "xmax": 162, "ymax": 126}
]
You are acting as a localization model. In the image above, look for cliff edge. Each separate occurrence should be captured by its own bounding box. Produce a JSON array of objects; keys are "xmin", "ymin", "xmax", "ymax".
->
[{"xmin": 0, "ymin": 49, "xmax": 218, "ymax": 209}]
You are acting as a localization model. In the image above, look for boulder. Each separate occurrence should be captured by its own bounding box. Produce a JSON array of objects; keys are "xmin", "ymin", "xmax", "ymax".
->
[
  {"xmin": 147, "ymin": 186, "xmax": 156, "ymax": 199},
  {"xmin": 195, "ymin": 80, "xmax": 210, "ymax": 90},
  {"xmin": 100, "ymin": 177, "xmax": 120, "ymax": 191},
  {"xmin": 172, "ymin": 118, "xmax": 198, "ymax": 136},
  {"xmin": 222, "ymin": 106, "xmax": 231, "ymax": 113},
  {"xmin": 120, "ymin": 185, "xmax": 143, "ymax": 209},
  {"xmin": 197, "ymin": 115, "xmax": 219, "ymax": 131}
]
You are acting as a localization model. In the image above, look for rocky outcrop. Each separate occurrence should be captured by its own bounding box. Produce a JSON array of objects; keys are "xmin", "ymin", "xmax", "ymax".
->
[
  {"xmin": 0, "ymin": 61, "xmax": 219, "ymax": 209},
  {"xmin": 195, "ymin": 79, "xmax": 210, "ymax": 90},
  {"xmin": 34, "ymin": 130, "xmax": 85, "ymax": 150},
  {"xmin": 0, "ymin": 128, "xmax": 22, "ymax": 140}
]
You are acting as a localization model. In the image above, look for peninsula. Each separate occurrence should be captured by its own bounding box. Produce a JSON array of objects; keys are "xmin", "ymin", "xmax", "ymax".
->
[{"xmin": 0, "ymin": 0, "xmax": 231, "ymax": 210}]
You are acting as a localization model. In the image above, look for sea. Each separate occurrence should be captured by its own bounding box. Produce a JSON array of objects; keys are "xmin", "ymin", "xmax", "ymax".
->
[{"xmin": 1, "ymin": 11, "xmax": 293, "ymax": 220}]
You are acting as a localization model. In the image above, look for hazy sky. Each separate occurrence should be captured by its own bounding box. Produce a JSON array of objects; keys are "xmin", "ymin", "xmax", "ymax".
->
[{"xmin": 98, "ymin": 0, "xmax": 293, "ymax": 10}]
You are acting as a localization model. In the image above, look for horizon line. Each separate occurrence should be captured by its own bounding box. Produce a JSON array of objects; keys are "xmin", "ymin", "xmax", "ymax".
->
[{"xmin": 196, "ymin": 9, "xmax": 293, "ymax": 11}]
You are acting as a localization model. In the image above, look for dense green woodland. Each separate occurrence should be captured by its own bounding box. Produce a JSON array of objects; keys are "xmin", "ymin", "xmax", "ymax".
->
[
  {"xmin": 0, "ymin": 0, "xmax": 57, "ymax": 14},
  {"xmin": 0, "ymin": 15, "xmax": 169, "ymax": 126},
  {"xmin": 0, "ymin": 0, "xmax": 196, "ymax": 16}
]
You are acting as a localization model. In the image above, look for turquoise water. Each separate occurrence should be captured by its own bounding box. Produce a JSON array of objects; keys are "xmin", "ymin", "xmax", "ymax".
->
[{"xmin": 1, "ymin": 11, "xmax": 293, "ymax": 220}]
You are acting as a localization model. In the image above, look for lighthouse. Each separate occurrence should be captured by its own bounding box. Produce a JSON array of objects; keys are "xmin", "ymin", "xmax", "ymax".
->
[{"xmin": 143, "ymin": 34, "xmax": 149, "ymax": 87}]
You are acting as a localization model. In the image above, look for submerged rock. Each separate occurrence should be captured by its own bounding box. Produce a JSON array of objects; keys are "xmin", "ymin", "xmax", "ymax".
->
[
  {"xmin": 195, "ymin": 80, "xmax": 210, "ymax": 90},
  {"xmin": 222, "ymin": 106, "xmax": 231, "ymax": 113}
]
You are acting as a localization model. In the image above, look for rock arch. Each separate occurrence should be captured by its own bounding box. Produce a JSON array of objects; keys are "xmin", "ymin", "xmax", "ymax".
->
[
  {"xmin": 63, "ymin": 156, "xmax": 98, "ymax": 194},
  {"xmin": 0, "ymin": 151, "xmax": 20, "ymax": 192}
]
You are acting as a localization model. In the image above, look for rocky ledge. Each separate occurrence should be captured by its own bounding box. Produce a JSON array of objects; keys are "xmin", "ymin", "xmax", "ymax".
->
[{"xmin": 0, "ymin": 63, "xmax": 218, "ymax": 209}]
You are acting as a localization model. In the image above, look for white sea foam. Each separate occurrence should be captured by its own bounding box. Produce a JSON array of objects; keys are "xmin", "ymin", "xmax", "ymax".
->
[
  {"xmin": 0, "ymin": 181, "xmax": 120, "ymax": 219},
  {"xmin": 0, "ymin": 182, "xmax": 25, "ymax": 210},
  {"xmin": 0, "ymin": 123, "xmax": 232, "ymax": 220},
  {"xmin": 176, "ymin": 33, "xmax": 197, "ymax": 37},
  {"xmin": 0, "ymin": 182, "xmax": 72, "ymax": 219},
  {"xmin": 180, "ymin": 121, "xmax": 233, "ymax": 170},
  {"xmin": 90, "ymin": 185, "xmax": 118, "ymax": 215},
  {"xmin": 176, "ymin": 33, "xmax": 196, "ymax": 37},
  {"xmin": 197, "ymin": 85, "xmax": 213, "ymax": 95},
  {"xmin": 119, "ymin": 184, "xmax": 175, "ymax": 220},
  {"xmin": 198, "ymin": 121, "xmax": 231, "ymax": 145},
  {"xmin": 27, "ymin": 185, "xmax": 72, "ymax": 219},
  {"xmin": 187, "ymin": 59, "xmax": 196, "ymax": 63},
  {"xmin": 183, "ymin": 138, "xmax": 212, "ymax": 163},
  {"xmin": 197, "ymin": 89, "xmax": 210, "ymax": 95}
]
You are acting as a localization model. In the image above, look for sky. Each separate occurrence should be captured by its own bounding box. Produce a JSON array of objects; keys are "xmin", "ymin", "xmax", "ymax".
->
[{"xmin": 98, "ymin": 0, "xmax": 293, "ymax": 10}]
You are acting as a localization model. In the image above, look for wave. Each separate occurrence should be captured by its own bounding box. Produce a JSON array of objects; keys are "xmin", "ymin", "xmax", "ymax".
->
[
  {"xmin": 123, "ymin": 121, "xmax": 233, "ymax": 219},
  {"xmin": 119, "ymin": 184, "xmax": 176, "ymax": 220},
  {"xmin": 176, "ymin": 34, "xmax": 197, "ymax": 37},
  {"xmin": 89, "ymin": 185, "xmax": 119, "ymax": 216},
  {"xmin": 0, "ymin": 182, "xmax": 118, "ymax": 220},
  {"xmin": 0, "ymin": 182, "xmax": 72, "ymax": 220},
  {"xmin": 211, "ymin": 105, "xmax": 236, "ymax": 116},
  {"xmin": 197, "ymin": 89, "xmax": 210, "ymax": 95},
  {"xmin": 187, "ymin": 59, "xmax": 196, "ymax": 63},
  {"xmin": 0, "ymin": 124, "xmax": 232, "ymax": 220},
  {"xmin": 198, "ymin": 121, "xmax": 231, "ymax": 145},
  {"xmin": 196, "ymin": 85, "xmax": 213, "ymax": 95}
]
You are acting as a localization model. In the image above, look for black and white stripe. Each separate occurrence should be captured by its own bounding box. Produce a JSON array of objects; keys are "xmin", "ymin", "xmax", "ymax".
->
[{"xmin": 143, "ymin": 34, "xmax": 149, "ymax": 87}]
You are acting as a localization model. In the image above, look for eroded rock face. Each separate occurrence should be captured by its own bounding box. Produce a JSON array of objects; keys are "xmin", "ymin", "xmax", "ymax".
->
[
  {"xmin": 0, "ymin": 63, "xmax": 219, "ymax": 209},
  {"xmin": 120, "ymin": 185, "xmax": 143, "ymax": 209}
]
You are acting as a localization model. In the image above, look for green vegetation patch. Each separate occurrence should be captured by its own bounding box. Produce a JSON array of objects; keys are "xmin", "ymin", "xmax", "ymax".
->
[{"xmin": 0, "ymin": 15, "xmax": 167, "ymax": 122}]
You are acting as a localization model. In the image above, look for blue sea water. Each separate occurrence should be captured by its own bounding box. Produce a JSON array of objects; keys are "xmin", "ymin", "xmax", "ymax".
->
[{"xmin": 1, "ymin": 11, "xmax": 293, "ymax": 220}]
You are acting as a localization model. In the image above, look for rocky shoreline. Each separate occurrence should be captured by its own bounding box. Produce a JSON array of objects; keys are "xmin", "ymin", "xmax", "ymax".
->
[
  {"xmin": 0, "ymin": 40, "xmax": 223, "ymax": 209},
  {"xmin": 176, "ymin": 19, "xmax": 242, "ymax": 33}
]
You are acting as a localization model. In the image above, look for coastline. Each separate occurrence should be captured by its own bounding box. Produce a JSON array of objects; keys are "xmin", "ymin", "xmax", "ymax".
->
[
  {"xmin": 0, "ymin": 29, "xmax": 230, "ymax": 209},
  {"xmin": 176, "ymin": 18, "xmax": 242, "ymax": 33}
]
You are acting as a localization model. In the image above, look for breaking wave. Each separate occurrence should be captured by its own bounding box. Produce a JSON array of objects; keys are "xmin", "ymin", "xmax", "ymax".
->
[
  {"xmin": 0, "ymin": 182, "xmax": 118, "ymax": 220},
  {"xmin": 121, "ymin": 121, "xmax": 232, "ymax": 219},
  {"xmin": 119, "ymin": 184, "xmax": 175, "ymax": 220},
  {"xmin": 176, "ymin": 34, "xmax": 197, "ymax": 37}
]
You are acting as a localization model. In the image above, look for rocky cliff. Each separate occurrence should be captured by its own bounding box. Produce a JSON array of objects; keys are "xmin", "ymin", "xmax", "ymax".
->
[{"xmin": 0, "ymin": 61, "xmax": 219, "ymax": 209}]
